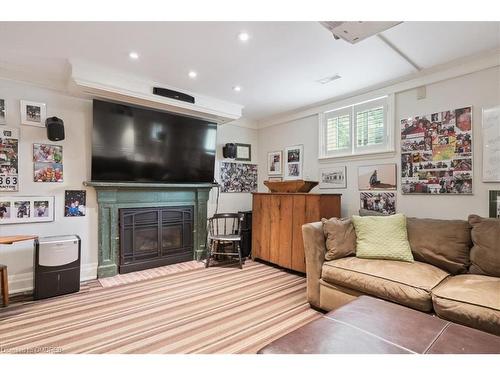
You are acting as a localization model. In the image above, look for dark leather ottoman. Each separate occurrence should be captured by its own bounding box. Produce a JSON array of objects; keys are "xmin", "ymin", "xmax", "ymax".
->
[{"xmin": 258, "ymin": 296, "xmax": 500, "ymax": 354}]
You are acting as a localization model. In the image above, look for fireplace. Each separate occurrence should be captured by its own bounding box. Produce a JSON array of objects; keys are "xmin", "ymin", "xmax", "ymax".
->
[
  {"xmin": 85, "ymin": 181, "xmax": 214, "ymax": 278},
  {"xmin": 119, "ymin": 206, "xmax": 194, "ymax": 273}
]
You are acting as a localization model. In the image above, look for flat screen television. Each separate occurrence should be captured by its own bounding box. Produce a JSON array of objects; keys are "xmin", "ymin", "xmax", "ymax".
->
[{"xmin": 91, "ymin": 100, "xmax": 217, "ymax": 183}]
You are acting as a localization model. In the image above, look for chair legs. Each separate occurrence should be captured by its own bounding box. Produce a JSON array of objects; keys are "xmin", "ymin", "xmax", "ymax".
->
[
  {"xmin": 205, "ymin": 240, "xmax": 212, "ymax": 268},
  {"xmin": 1, "ymin": 266, "xmax": 8, "ymax": 307},
  {"xmin": 237, "ymin": 242, "xmax": 243, "ymax": 270},
  {"xmin": 206, "ymin": 240, "xmax": 243, "ymax": 269}
]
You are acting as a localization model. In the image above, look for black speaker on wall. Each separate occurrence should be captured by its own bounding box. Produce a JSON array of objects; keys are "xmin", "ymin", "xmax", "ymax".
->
[
  {"xmin": 46, "ymin": 117, "xmax": 65, "ymax": 141},
  {"xmin": 223, "ymin": 143, "xmax": 237, "ymax": 159}
]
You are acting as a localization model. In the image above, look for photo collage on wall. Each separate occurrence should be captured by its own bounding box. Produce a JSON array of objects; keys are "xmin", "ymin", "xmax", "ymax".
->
[
  {"xmin": 220, "ymin": 162, "xmax": 258, "ymax": 193},
  {"xmin": 33, "ymin": 143, "xmax": 63, "ymax": 182},
  {"xmin": 401, "ymin": 106, "xmax": 473, "ymax": 194},
  {"xmin": 0, "ymin": 127, "xmax": 19, "ymax": 191}
]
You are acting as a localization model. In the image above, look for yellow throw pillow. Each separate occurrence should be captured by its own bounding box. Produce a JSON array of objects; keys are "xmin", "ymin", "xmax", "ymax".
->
[{"xmin": 351, "ymin": 214, "xmax": 414, "ymax": 263}]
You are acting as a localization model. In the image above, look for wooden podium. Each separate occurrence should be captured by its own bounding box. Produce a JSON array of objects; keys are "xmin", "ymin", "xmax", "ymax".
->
[{"xmin": 251, "ymin": 193, "xmax": 341, "ymax": 273}]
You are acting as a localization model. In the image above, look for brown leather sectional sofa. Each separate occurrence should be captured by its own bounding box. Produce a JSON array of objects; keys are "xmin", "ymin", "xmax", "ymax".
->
[{"xmin": 302, "ymin": 215, "xmax": 500, "ymax": 336}]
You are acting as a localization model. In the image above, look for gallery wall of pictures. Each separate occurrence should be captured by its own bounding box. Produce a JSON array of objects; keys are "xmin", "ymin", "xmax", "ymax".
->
[
  {"xmin": 0, "ymin": 97, "xmax": 89, "ymax": 226},
  {"xmin": 401, "ymin": 106, "xmax": 473, "ymax": 195}
]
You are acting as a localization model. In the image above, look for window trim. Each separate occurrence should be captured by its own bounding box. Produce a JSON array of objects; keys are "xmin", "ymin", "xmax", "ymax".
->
[{"xmin": 318, "ymin": 94, "xmax": 395, "ymax": 161}]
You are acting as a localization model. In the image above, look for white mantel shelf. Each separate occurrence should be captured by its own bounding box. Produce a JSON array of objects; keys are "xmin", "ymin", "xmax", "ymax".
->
[{"xmin": 84, "ymin": 181, "xmax": 219, "ymax": 189}]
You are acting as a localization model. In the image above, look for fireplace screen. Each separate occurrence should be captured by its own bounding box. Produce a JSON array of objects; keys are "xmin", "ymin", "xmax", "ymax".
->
[{"xmin": 119, "ymin": 206, "xmax": 193, "ymax": 273}]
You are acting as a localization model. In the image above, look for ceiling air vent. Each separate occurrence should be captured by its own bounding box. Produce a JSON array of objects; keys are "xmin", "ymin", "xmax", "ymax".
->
[
  {"xmin": 319, "ymin": 21, "xmax": 401, "ymax": 44},
  {"xmin": 316, "ymin": 74, "xmax": 342, "ymax": 84}
]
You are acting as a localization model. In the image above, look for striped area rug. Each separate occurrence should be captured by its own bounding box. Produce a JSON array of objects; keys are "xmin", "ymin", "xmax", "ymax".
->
[
  {"xmin": 98, "ymin": 260, "xmax": 205, "ymax": 288},
  {"xmin": 0, "ymin": 261, "xmax": 321, "ymax": 354}
]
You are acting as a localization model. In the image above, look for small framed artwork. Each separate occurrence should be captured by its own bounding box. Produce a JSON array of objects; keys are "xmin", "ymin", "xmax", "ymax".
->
[
  {"xmin": 0, "ymin": 99, "xmax": 6, "ymax": 124},
  {"xmin": 489, "ymin": 191, "xmax": 500, "ymax": 218},
  {"xmin": 65, "ymin": 190, "xmax": 86, "ymax": 217},
  {"xmin": 0, "ymin": 196, "xmax": 54, "ymax": 224},
  {"xmin": 358, "ymin": 163, "xmax": 397, "ymax": 190},
  {"xmin": 284, "ymin": 144, "xmax": 303, "ymax": 180},
  {"xmin": 360, "ymin": 192, "xmax": 396, "ymax": 215},
  {"xmin": 34, "ymin": 162, "xmax": 63, "ymax": 182},
  {"xmin": 319, "ymin": 166, "xmax": 347, "ymax": 189},
  {"xmin": 235, "ymin": 143, "xmax": 251, "ymax": 161},
  {"xmin": 20, "ymin": 100, "xmax": 46, "ymax": 127},
  {"xmin": 267, "ymin": 150, "xmax": 282, "ymax": 175},
  {"xmin": 33, "ymin": 143, "xmax": 63, "ymax": 163}
]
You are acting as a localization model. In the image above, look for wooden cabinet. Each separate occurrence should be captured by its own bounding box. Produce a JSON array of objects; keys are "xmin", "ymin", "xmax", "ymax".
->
[{"xmin": 252, "ymin": 193, "xmax": 341, "ymax": 273}]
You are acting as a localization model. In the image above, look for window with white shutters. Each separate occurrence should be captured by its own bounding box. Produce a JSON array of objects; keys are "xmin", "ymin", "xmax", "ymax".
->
[{"xmin": 320, "ymin": 96, "xmax": 390, "ymax": 158}]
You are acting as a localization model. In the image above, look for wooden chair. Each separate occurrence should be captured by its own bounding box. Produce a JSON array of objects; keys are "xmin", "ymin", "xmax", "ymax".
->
[
  {"xmin": 206, "ymin": 213, "xmax": 244, "ymax": 269},
  {"xmin": 0, "ymin": 264, "xmax": 8, "ymax": 307}
]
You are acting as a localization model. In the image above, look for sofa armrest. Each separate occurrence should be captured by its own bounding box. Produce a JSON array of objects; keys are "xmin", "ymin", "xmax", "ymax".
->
[{"xmin": 302, "ymin": 221, "xmax": 327, "ymax": 308}]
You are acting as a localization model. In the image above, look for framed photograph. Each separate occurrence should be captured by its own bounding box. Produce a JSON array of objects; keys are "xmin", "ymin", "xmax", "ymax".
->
[
  {"xmin": 358, "ymin": 163, "xmax": 397, "ymax": 190},
  {"xmin": 65, "ymin": 190, "xmax": 86, "ymax": 217},
  {"xmin": 33, "ymin": 143, "xmax": 63, "ymax": 163},
  {"xmin": 34, "ymin": 162, "xmax": 63, "ymax": 182},
  {"xmin": 20, "ymin": 100, "xmax": 46, "ymax": 127},
  {"xmin": 0, "ymin": 99, "xmax": 6, "ymax": 124},
  {"xmin": 401, "ymin": 106, "xmax": 473, "ymax": 194},
  {"xmin": 489, "ymin": 191, "xmax": 500, "ymax": 219},
  {"xmin": 267, "ymin": 150, "xmax": 282, "ymax": 175},
  {"xmin": 319, "ymin": 166, "xmax": 347, "ymax": 189},
  {"xmin": 0, "ymin": 196, "xmax": 54, "ymax": 224},
  {"xmin": 360, "ymin": 192, "xmax": 396, "ymax": 215},
  {"xmin": 268, "ymin": 176, "xmax": 282, "ymax": 182},
  {"xmin": 235, "ymin": 143, "xmax": 251, "ymax": 161},
  {"xmin": 284, "ymin": 144, "xmax": 303, "ymax": 180},
  {"xmin": 0, "ymin": 128, "xmax": 19, "ymax": 191},
  {"xmin": 482, "ymin": 106, "xmax": 500, "ymax": 182},
  {"xmin": 220, "ymin": 162, "xmax": 258, "ymax": 193}
]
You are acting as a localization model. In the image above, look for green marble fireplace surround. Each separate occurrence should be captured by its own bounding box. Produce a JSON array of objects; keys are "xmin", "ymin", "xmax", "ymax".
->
[{"xmin": 85, "ymin": 181, "xmax": 216, "ymax": 278}]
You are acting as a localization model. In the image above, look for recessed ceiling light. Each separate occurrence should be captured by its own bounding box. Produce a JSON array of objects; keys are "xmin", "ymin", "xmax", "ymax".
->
[
  {"xmin": 129, "ymin": 51, "xmax": 139, "ymax": 60},
  {"xmin": 238, "ymin": 32, "xmax": 250, "ymax": 42},
  {"xmin": 233, "ymin": 86, "xmax": 242, "ymax": 92},
  {"xmin": 188, "ymin": 71, "xmax": 197, "ymax": 79}
]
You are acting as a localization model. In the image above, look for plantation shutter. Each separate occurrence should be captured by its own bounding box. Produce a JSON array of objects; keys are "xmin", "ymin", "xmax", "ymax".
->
[
  {"xmin": 324, "ymin": 108, "xmax": 351, "ymax": 155},
  {"xmin": 354, "ymin": 97, "xmax": 387, "ymax": 151}
]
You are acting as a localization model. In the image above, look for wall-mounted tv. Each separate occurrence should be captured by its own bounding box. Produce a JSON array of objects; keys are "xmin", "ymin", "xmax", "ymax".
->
[{"xmin": 91, "ymin": 100, "xmax": 217, "ymax": 183}]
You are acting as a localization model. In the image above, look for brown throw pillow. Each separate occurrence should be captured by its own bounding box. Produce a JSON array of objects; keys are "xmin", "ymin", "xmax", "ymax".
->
[
  {"xmin": 468, "ymin": 214, "xmax": 500, "ymax": 277},
  {"xmin": 321, "ymin": 217, "xmax": 357, "ymax": 261},
  {"xmin": 406, "ymin": 217, "xmax": 472, "ymax": 274}
]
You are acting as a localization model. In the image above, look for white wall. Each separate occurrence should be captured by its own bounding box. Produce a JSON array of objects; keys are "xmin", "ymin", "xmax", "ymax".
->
[
  {"xmin": 209, "ymin": 120, "xmax": 259, "ymax": 216},
  {"xmin": 258, "ymin": 66, "xmax": 500, "ymax": 219},
  {"xmin": 0, "ymin": 79, "xmax": 97, "ymax": 293},
  {"xmin": 0, "ymin": 78, "xmax": 256, "ymax": 293}
]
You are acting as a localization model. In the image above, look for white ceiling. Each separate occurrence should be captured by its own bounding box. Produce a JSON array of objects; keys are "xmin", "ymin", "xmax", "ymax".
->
[{"xmin": 0, "ymin": 21, "xmax": 499, "ymax": 120}]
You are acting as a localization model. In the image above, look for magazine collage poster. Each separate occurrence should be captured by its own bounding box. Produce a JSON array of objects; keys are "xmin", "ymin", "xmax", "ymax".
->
[
  {"xmin": 401, "ymin": 106, "xmax": 473, "ymax": 194},
  {"xmin": 0, "ymin": 127, "xmax": 19, "ymax": 191}
]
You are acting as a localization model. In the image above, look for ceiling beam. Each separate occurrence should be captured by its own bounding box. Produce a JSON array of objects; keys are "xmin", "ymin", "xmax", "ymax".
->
[{"xmin": 377, "ymin": 34, "xmax": 422, "ymax": 72}]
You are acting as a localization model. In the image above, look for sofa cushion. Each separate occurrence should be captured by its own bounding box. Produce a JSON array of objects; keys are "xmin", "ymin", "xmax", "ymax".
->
[
  {"xmin": 468, "ymin": 215, "xmax": 500, "ymax": 277},
  {"xmin": 406, "ymin": 217, "xmax": 472, "ymax": 274},
  {"xmin": 321, "ymin": 257, "xmax": 449, "ymax": 312},
  {"xmin": 322, "ymin": 217, "xmax": 356, "ymax": 261},
  {"xmin": 432, "ymin": 274, "xmax": 500, "ymax": 336},
  {"xmin": 352, "ymin": 214, "xmax": 414, "ymax": 263}
]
